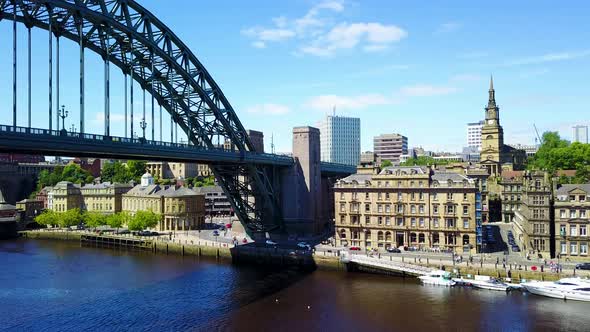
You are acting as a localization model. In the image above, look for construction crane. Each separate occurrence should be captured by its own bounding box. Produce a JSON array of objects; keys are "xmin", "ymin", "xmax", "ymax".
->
[{"xmin": 533, "ymin": 124, "xmax": 543, "ymax": 145}]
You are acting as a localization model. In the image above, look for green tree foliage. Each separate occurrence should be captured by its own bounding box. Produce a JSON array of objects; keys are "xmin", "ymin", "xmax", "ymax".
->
[
  {"xmin": 380, "ymin": 160, "xmax": 393, "ymax": 168},
  {"xmin": 106, "ymin": 213, "xmax": 126, "ymax": 230},
  {"xmin": 101, "ymin": 161, "xmax": 146, "ymax": 184},
  {"xmin": 127, "ymin": 211, "xmax": 161, "ymax": 231},
  {"xmin": 191, "ymin": 176, "xmax": 216, "ymax": 187},
  {"xmin": 84, "ymin": 212, "xmax": 107, "ymax": 228},
  {"xmin": 36, "ymin": 164, "xmax": 93, "ymax": 191},
  {"xmin": 60, "ymin": 209, "xmax": 83, "ymax": 228},
  {"xmin": 528, "ymin": 132, "xmax": 590, "ymax": 183},
  {"xmin": 400, "ymin": 156, "xmax": 449, "ymax": 166},
  {"xmin": 35, "ymin": 210, "xmax": 59, "ymax": 227}
]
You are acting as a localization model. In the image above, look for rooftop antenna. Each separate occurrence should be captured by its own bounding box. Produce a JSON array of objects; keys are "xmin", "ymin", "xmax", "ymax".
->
[
  {"xmin": 271, "ymin": 133, "xmax": 275, "ymax": 154},
  {"xmin": 332, "ymin": 106, "xmax": 336, "ymax": 116}
]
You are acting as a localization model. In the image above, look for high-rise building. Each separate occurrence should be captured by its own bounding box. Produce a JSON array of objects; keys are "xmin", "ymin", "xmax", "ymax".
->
[
  {"xmin": 572, "ymin": 125, "xmax": 589, "ymax": 144},
  {"xmin": 319, "ymin": 115, "xmax": 360, "ymax": 166},
  {"xmin": 373, "ymin": 133, "xmax": 408, "ymax": 163},
  {"xmin": 467, "ymin": 121, "xmax": 484, "ymax": 150}
]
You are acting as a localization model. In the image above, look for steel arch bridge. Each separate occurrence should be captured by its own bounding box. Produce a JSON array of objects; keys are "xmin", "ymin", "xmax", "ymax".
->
[{"xmin": 0, "ymin": 0, "xmax": 321, "ymax": 234}]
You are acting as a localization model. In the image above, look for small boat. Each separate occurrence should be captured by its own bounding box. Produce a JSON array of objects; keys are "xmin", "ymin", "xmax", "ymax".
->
[
  {"xmin": 470, "ymin": 276, "xmax": 516, "ymax": 292},
  {"xmin": 521, "ymin": 278, "xmax": 590, "ymax": 302},
  {"xmin": 418, "ymin": 270, "xmax": 456, "ymax": 287}
]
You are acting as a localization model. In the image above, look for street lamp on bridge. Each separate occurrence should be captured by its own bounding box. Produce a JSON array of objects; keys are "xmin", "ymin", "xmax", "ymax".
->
[
  {"xmin": 140, "ymin": 118, "xmax": 147, "ymax": 142},
  {"xmin": 58, "ymin": 105, "xmax": 68, "ymax": 136}
]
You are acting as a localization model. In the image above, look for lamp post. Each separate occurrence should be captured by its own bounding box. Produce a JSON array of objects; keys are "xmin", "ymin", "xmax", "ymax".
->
[
  {"xmin": 70, "ymin": 124, "xmax": 77, "ymax": 133},
  {"xmin": 140, "ymin": 118, "xmax": 147, "ymax": 141},
  {"xmin": 58, "ymin": 105, "xmax": 68, "ymax": 135}
]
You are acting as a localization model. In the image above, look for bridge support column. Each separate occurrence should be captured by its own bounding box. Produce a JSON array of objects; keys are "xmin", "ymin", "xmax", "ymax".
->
[
  {"xmin": 27, "ymin": 27, "xmax": 31, "ymax": 129},
  {"xmin": 79, "ymin": 18, "xmax": 85, "ymax": 134},
  {"xmin": 56, "ymin": 36, "xmax": 60, "ymax": 131},
  {"xmin": 49, "ymin": 18, "xmax": 53, "ymax": 131},
  {"xmin": 13, "ymin": 3, "xmax": 17, "ymax": 129},
  {"xmin": 104, "ymin": 39, "xmax": 110, "ymax": 137},
  {"xmin": 280, "ymin": 126, "xmax": 322, "ymax": 237}
]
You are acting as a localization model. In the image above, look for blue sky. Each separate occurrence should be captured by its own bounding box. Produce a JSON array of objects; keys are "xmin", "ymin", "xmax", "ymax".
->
[{"xmin": 0, "ymin": 0, "xmax": 589, "ymax": 153}]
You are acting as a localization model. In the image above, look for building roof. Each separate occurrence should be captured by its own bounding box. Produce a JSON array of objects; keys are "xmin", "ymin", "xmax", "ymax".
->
[
  {"xmin": 193, "ymin": 185, "xmax": 225, "ymax": 194},
  {"xmin": 556, "ymin": 169, "xmax": 577, "ymax": 177},
  {"xmin": 81, "ymin": 182, "xmax": 132, "ymax": 190},
  {"xmin": 556, "ymin": 184, "xmax": 590, "ymax": 196},
  {"xmin": 501, "ymin": 170, "xmax": 524, "ymax": 181},
  {"xmin": 379, "ymin": 166, "xmax": 429, "ymax": 175},
  {"xmin": 159, "ymin": 186, "xmax": 198, "ymax": 197},
  {"xmin": 432, "ymin": 171, "xmax": 473, "ymax": 184},
  {"xmin": 338, "ymin": 174, "xmax": 373, "ymax": 184},
  {"xmin": 125, "ymin": 184, "xmax": 201, "ymax": 198}
]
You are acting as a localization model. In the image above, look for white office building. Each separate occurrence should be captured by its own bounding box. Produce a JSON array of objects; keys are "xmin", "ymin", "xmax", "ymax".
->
[
  {"xmin": 373, "ymin": 133, "xmax": 408, "ymax": 163},
  {"xmin": 467, "ymin": 121, "xmax": 484, "ymax": 150},
  {"xmin": 319, "ymin": 115, "xmax": 360, "ymax": 166},
  {"xmin": 573, "ymin": 125, "xmax": 589, "ymax": 144}
]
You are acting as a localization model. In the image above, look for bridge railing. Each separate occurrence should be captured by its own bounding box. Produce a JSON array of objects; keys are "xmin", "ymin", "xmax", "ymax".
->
[{"xmin": 0, "ymin": 124, "xmax": 294, "ymax": 164}]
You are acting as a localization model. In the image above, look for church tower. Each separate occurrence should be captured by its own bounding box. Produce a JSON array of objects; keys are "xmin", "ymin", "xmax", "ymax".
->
[{"xmin": 480, "ymin": 76, "xmax": 504, "ymax": 175}]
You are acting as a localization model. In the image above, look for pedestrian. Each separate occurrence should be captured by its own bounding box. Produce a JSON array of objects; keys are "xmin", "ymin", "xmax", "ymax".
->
[{"xmin": 507, "ymin": 270, "xmax": 512, "ymax": 278}]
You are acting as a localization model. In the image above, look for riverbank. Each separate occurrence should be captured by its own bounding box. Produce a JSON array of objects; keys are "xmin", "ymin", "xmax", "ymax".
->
[{"xmin": 20, "ymin": 230, "xmax": 583, "ymax": 282}]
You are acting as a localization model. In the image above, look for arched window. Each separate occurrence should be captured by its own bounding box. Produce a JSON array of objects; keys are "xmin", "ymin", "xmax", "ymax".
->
[
  {"xmin": 486, "ymin": 135, "xmax": 493, "ymax": 140},
  {"xmin": 463, "ymin": 235, "xmax": 470, "ymax": 245},
  {"xmin": 410, "ymin": 232, "xmax": 417, "ymax": 243},
  {"xmin": 377, "ymin": 231, "xmax": 384, "ymax": 241},
  {"xmin": 340, "ymin": 229, "xmax": 347, "ymax": 239},
  {"xmin": 433, "ymin": 233, "xmax": 440, "ymax": 244},
  {"xmin": 385, "ymin": 231, "xmax": 392, "ymax": 242},
  {"xmin": 365, "ymin": 231, "xmax": 372, "ymax": 240},
  {"xmin": 418, "ymin": 233, "xmax": 425, "ymax": 243}
]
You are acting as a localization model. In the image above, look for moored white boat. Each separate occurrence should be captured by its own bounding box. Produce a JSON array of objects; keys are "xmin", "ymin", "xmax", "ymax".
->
[
  {"xmin": 522, "ymin": 278, "xmax": 590, "ymax": 302},
  {"xmin": 418, "ymin": 270, "xmax": 456, "ymax": 287},
  {"xmin": 471, "ymin": 278, "xmax": 514, "ymax": 292}
]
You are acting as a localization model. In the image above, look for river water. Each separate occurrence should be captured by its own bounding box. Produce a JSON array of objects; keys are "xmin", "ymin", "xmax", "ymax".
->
[{"xmin": 0, "ymin": 239, "xmax": 588, "ymax": 332}]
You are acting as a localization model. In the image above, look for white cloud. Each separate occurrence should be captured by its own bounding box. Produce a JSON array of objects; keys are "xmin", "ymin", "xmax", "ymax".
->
[
  {"xmin": 435, "ymin": 22, "xmax": 462, "ymax": 34},
  {"xmin": 398, "ymin": 84, "xmax": 458, "ymax": 97},
  {"xmin": 241, "ymin": 1, "xmax": 406, "ymax": 57},
  {"xmin": 506, "ymin": 50, "xmax": 590, "ymax": 66},
  {"xmin": 306, "ymin": 94, "xmax": 392, "ymax": 111},
  {"xmin": 245, "ymin": 103, "xmax": 290, "ymax": 115},
  {"xmin": 300, "ymin": 22, "xmax": 407, "ymax": 57}
]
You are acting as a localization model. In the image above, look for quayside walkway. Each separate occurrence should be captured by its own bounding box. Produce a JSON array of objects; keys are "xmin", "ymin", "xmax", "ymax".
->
[{"xmin": 341, "ymin": 252, "xmax": 435, "ymax": 276}]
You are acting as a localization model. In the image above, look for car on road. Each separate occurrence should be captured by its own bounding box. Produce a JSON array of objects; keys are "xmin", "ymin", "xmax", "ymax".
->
[
  {"xmin": 386, "ymin": 247, "xmax": 401, "ymax": 253},
  {"xmin": 265, "ymin": 239, "xmax": 278, "ymax": 246},
  {"xmin": 511, "ymin": 246, "xmax": 520, "ymax": 252},
  {"xmin": 297, "ymin": 242, "xmax": 312, "ymax": 250},
  {"xmin": 115, "ymin": 230, "xmax": 130, "ymax": 235},
  {"xmin": 349, "ymin": 246, "xmax": 361, "ymax": 251},
  {"xmin": 575, "ymin": 263, "xmax": 590, "ymax": 270},
  {"xmin": 212, "ymin": 230, "xmax": 220, "ymax": 237}
]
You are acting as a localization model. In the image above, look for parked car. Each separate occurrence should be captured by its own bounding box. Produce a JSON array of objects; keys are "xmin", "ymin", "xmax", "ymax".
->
[
  {"xmin": 512, "ymin": 246, "xmax": 520, "ymax": 252},
  {"xmin": 575, "ymin": 263, "xmax": 590, "ymax": 270},
  {"xmin": 386, "ymin": 247, "xmax": 401, "ymax": 253},
  {"xmin": 115, "ymin": 230, "xmax": 130, "ymax": 235},
  {"xmin": 349, "ymin": 246, "xmax": 361, "ymax": 251}
]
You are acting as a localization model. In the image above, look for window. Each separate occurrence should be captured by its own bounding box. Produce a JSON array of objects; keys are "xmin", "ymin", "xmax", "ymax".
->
[
  {"xmin": 340, "ymin": 203, "xmax": 345, "ymax": 212},
  {"xmin": 571, "ymin": 225, "xmax": 578, "ymax": 236},
  {"xmin": 581, "ymin": 243, "xmax": 588, "ymax": 255},
  {"xmin": 463, "ymin": 219, "xmax": 469, "ymax": 229},
  {"xmin": 447, "ymin": 193, "xmax": 453, "ymax": 200},
  {"xmin": 365, "ymin": 216, "xmax": 371, "ymax": 224},
  {"xmin": 433, "ymin": 233, "xmax": 440, "ymax": 244},
  {"xmin": 561, "ymin": 242, "xmax": 567, "ymax": 254},
  {"xmin": 419, "ymin": 193, "xmax": 424, "ymax": 201},
  {"xmin": 385, "ymin": 217, "xmax": 391, "ymax": 226},
  {"xmin": 570, "ymin": 242, "xmax": 578, "ymax": 255},
  {"xmin": 397, "ymin": 204, "xmax": 403, "ymax": 213},
  {"xmin": 411, "ymin": 205, "xmax": 416, "ymax": 214},
  {"xmin": 570, "ymin": 195, "xmax": 576, "ymax": 201},
  {"xmin": 560, "ymin": 210, "xmax": 566, "ymax": 218},
  {"xmin": 446, "ymin": 205, "xmax": 455, "ymax": 214},
  {"xmin": 419, "ymin": 218, "xmax": 425, "ymax": 228},
  {"xmin": 397, "ymin": 192, "xmax": 403, "ymax": 200},
  {"xmin": 463, "ymin": 205, "xmax": 468, "ymax": 215},
  {"xmin": 433, "ymin": 218, "xmax": 439, "ymax": 228},
  {"xmin": 340, "ymin": 216, "xmax": 345, "ymax": 224},
  {"xmin": 365, "ymin": 192, "xmax": 369, "ymax": 200},
  {"xmin": 581, "ymin": 225, "xmax": 587, "ymax": 236},
  {"xmin": 433, "ymin": 193, "xmax": 438, "ymax": 201},
  {"xmin": 378, "ymin": 193, "xmax": 383, "ymax": 200},
  {"xmin": 385, "ymin": 204, "xmax": 391, "ymax": 213},
  {"xmin": 352, "ymin": 192, "xmax": 358, "ymax": 200},
  {"xmin": 581, "ymin": 210, "xmax": 587, "ymax": 219},
  {"xmin": 365, "ymin": 204, "xmax": 370, "ymax": 212},
  {"xmin": 396, "ymin": 217, "xmax": 404, "ymax": 226},
  {"xmin": 378, "ymin": 205, "xmax": 383, "ymax": 213},
  {"xmin": 570, "ymin": 210, "xmax": 576, "ymax": 219},
  {"xmin": 560, "ymin": 224, "xmax": 566, "ymax": 236},
  {"xmin": 419, "ymin": 205, "xmax": 424, "ymax": 214},
  {"xmin": 463, "ymin": 193, "xmax": 468, "ymax": 201},
  {"xmin": 433, "ymin": 205, "xmax": 438, "ymax": 214},
  {"xmin": 411, "ymin": 218, "xmax": 416, "ymax": 227},
  {"xmin": 446, "ymin": 218, "xmax": 455, "ymax": 228},
  {"xmin": 378, "ymin": 217, "xmax": 383, "ymax": 225},
  {"xmin": 581, "ymin": 195, "xmax": 587, "ymax": 202},
  {"xmin": 340, "ymin": 192, "xmax": 345, "ymax": 200},
  {"xmin": 385, "ymin": 193, "xmax": 390, "ymax": 200},
  {"xmin": 411, "ymin": 193, "xmax": 416, "ymax": 201},
  {"xmin": 419, "ymin": 233, "xmax": 425, "ymax": 243}
]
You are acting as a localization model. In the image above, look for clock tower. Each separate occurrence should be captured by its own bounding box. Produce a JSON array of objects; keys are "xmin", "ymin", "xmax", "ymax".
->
[{"xmin": 480, "ymin": 75, "xmax": 504, "ymax": 175}]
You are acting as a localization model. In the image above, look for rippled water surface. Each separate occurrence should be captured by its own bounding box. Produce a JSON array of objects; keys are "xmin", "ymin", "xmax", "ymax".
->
[{"xmin": 0, "ymin": 239, "xmax": 588, "ymax": 331}]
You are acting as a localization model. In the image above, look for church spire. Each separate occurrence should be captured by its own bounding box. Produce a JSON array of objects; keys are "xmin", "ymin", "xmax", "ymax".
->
[{"xmin": 487, "ymin": 74, "xmax": 496, "ymax": 109}]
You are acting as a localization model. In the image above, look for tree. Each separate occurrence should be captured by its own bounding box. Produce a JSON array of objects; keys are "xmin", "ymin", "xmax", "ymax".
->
[
  {"xmin": 380, "ymin": 160, "xmax": 393, "ymax": 168},
  {"xmin": 84, "ymin": 211, "xmax": 107, "ymax": 229},
  {"xmin": 106, "ymin": 213, "xmax": 126, "ymax": 230},
  {"xmin": 60, "ymin": 209, "xmax": 83, "ymax": 228},
  {"xmin": 35, "ymin": 210, "xmax": 58, "ymax": 227},
  {"xmin": 400, "ymin": 156, "xmax": 449, "ymax": 166},
  {"xmin": 528, "ymin": 131, "xmax": 590, "ymax": 180},
  {"xmin": 35, "ymin": 164, "xmax": 93, "ymax": 191},
  {"xmin": 128, "ymin": 211, "xmax": 161, "ymax": 231},
  {"xmin": 127, "ymin": 160, "xmax": 147, "ymax": 182},
  {"xmin": 101, "ymin": 161, "xmax": 129, "ymax": 183}
]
